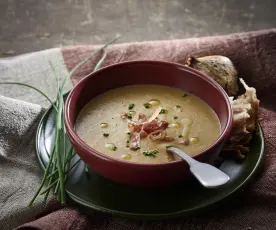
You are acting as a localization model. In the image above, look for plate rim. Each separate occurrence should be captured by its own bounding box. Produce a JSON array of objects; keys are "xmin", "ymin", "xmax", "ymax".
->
[{"xmin": 35, "ymin": 98, "xmax": 265, "ymax": 220}]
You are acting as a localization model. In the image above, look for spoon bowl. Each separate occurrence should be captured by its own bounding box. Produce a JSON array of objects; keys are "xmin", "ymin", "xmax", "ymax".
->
[{"xmin": 168, "ymin": 147, "xmax": 230, "ymax": 188}]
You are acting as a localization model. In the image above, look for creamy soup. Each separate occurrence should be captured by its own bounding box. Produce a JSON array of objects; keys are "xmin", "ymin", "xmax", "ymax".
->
[{"xmin": 76, "ymin": 85, "xmax": 220, "ymax": 163}]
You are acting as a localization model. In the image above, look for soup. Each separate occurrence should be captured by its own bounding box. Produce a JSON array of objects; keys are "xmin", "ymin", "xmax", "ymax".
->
[{"xmin": 76, "ymin": 85, "xmax": 220, "ymax": 163}]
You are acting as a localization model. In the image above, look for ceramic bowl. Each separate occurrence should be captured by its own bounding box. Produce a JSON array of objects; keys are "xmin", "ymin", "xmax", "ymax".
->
[{"xmin": 64, "ymin": 61, "xmax": 233, "ymax": 186}]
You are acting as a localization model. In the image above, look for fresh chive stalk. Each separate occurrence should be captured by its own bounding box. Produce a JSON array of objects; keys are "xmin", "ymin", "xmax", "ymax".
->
[
  {"xmin": 60, "ymin": 36, "xmax": 121, "ymax": 92},
  {"xmin": 1, "ymin": 36, "xmax": 120, "ymax": 206},
  {"xmin": 43, "ymin": 159, "xmax": 56, "ymax": 203},
  {"xmin": 40, "ymin": 158, "xmax": 81, "ymax": 195},
  {"xmin": 94, "ymin": 50, "xmax": 107, "ymax": 71},
  {"xmin": 0, "ymin": 82, "xmax": 57, "ymax": 111},
  {"xmin": 55, "ymin": 93, "xmax": 65, "ymax": 203}
]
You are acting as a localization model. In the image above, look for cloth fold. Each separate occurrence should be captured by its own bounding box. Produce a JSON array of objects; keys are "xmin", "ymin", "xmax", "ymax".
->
[
  {"xmin": 63, "ymin": 29, "xmax": 276, "ymax": 110},
  {"xmin": 0, "ymin": 96, "xmax": 45, "ymax": 229},
  {"xmin": 0, "ymin": 29, "xmax": 276, "ymax": 230}
]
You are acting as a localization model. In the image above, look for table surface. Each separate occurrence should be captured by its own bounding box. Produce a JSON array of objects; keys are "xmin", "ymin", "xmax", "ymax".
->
[{"xmin": 0, "ymin": 0, "xmax": 276, "ymax": 56}]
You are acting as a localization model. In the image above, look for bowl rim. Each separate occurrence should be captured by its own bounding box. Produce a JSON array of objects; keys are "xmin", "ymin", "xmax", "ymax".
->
[{"xmin": 64, "ymin": 60, "xmax": 233, "ymax": 167}]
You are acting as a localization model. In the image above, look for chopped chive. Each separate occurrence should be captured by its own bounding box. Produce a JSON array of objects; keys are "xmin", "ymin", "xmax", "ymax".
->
[
  {"xmin": 103, "ymin": 133, "xmax": 109, "ymax": 137},
  {"xmin": 165, "ymin": 145, "xmax": 173, "ymax": 149},
  {"xmin": 183, "ymin": 93, "xmax": 188, "ymax": 97},
  {"xmin": 126, "ymin": 145, "xmax": 130, "ymax": 148},
  {"xmin": 159, "ymin": 109, "xmax": 168, "ymax": 114},
  {"xmin": 128, "ymin": 103, "xmax": 135, "ymax": 110},
  {"xmin": 143, "ymin": 103, "xmax": 152, "ymax": 109},
  {"xmin": 176, "ymin": 105, "xmax": 181, "ymax": 108},
  {"xmin": 113, "ymin": 146, "xmax": 117, "ymax": 151},
  {"xmin": 173, "ymin": 116, "xmax": 178, "ymax": 119},
  {"xmin": 126, "ymin": 112, "xmax": 132, "ymax": 119},
  {"xmin": 133, "ymin": 147, "xmax": 140, "ymax": 151},
  {"xmin": 126, "ymin": 140, "xmax": 130, "ymax": 143},
  {"xmin": 143, "ymin": 150, "xmax": 159, "ymax": 157},
  {"xmin": 178, "ymin": 135, "xmax": 183, "ymax": 138},
  {"xmin": 127, "ymin": 132, "xmax": 131, "ymax": 135}
]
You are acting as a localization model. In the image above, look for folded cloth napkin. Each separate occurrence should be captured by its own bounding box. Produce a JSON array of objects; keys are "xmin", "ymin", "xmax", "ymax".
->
[{"xmin": 0, "ymin": 29, "xmax": 275, "ymax": 230}]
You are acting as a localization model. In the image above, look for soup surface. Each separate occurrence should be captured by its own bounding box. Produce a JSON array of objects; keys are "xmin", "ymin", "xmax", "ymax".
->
[{"xmin": 76, "ymin": 85, "xmax": 220, "ymax": 163}]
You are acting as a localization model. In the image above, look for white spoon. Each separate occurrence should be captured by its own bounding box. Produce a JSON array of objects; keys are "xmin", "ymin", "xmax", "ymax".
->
[{"xmin": 167, "ymin": 147, "xmax": 230, "ymax": 188}]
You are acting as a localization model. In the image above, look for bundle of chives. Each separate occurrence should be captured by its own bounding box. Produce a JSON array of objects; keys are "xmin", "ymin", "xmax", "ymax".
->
[{"xmin": 0, "ymin": 36, "xmax": 120, "ymax": 205}]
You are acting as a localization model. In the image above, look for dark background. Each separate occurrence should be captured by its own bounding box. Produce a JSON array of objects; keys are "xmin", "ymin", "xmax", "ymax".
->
[{"xmin": 0, "ymin": 0, "xmax": 275, "ymax": 56}]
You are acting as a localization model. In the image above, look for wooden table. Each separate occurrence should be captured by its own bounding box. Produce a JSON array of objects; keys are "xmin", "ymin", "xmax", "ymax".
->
[{"xmin": 0, "ymin": 0, "xmax": 275, "ymax": 56}]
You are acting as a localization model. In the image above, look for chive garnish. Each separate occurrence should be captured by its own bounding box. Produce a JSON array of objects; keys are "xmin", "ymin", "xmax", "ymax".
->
[
  {"xmin": 176, "ymin": 105, "xmax": 181, "ymax": 108},
  {"xmin": 143, "ymin": 103, "xmax": 152, "ymax": 109},
  {"xmin": 128, "ymin": 103, "xmax": 135, "ymax": 110},
  {"xmin": 126, "ymin": 112, "xmax": 132, "ymax": 119},
  {"xmin": 173, "ymin": 116, "xmax": 178, "ymax": 119},
  {"xmin": 159, "ymin": 109, "xmax": 168, "ymax": 114},
  {"xmin": 113, "ymin": 146, "xmax": 117, "ymax": 151},
  {"xmin": 183, "ymin": 93, "xmax": 188, "ymax": 97},
  {"xmin": 126, "ymin": 140, "xmax": 130, "ymax": 143},
  {"xmin": 127, "ymin": 132, "xmax": 131, "ymax": 135},
  {"xmin": 178, "ymin": 135, "xmax": 183, "ymax": 138},
  {"xmin": 165, "ymin": 145, "xmax": 173, "ymax": 149},
  {"xmin": 103, "ymin": 133, "xmax": 109, "ymax": 137},
  {"xmin": 133, "ymin": 147, "xmax": 140, "ymax": 151},
  {"xmin": 143, "ymin": 150, "xmax": 159, "ymax": 157}
]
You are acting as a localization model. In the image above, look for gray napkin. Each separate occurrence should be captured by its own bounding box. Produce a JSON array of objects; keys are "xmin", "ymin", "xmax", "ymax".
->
[
  {"xmin": 0, "ymin": 96, "xmax": 45, "ymax": 229},
  {"xmin": 0, "ymin": 48, "xmax": 70, "ymax": 230}
]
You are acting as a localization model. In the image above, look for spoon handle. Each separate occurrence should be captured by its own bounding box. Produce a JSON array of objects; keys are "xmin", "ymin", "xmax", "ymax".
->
[{"xmin": 168, "ymin": 147, "xmax": 198, "ymax": 166}]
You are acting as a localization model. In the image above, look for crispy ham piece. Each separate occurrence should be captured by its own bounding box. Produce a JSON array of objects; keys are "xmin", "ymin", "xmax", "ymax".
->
[
  {"xmin": 120, "ymin": 112, "xmax": 127, "ymax": 120},
  {"xmin": 147, "ymin": 107, "xmax": 162, "ymax": 122},
  {"xmin": 127, "ymin": 77, "xmax": 260, "ymax": 155},
  {"xmin": 143, "ymin": 120, "xmax": 168, "ymax": 133},
  {"xmin": 129, "ymin": 133, "xmax": 140, "ymax": 150},
  {"xmin": 128, "ymin": 107, "xmax": 171, "ymax": 150},
  {"xmin": 138, "ymin": 113, "xmax": 147, "ymax": 122},
  {"xmin": 149, "ymin": 130, "xmax": 167, "ymax": 140}
]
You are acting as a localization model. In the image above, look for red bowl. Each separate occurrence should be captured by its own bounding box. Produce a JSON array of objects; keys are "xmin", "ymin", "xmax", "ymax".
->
[{"xmin": 64, "ymin": 61, "xmax": 233, "ymax": 186}]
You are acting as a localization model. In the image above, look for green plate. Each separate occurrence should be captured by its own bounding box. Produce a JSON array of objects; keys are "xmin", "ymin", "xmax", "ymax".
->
[{"xmin": 36, "ymin": 93, "xmax": 264, "ymax": 220}]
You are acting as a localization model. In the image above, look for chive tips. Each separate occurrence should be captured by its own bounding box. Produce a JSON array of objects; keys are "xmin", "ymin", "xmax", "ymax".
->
[
  {"xmin": 128, "ymin": 103, "xmax": 135, "ymax": 110},
  {"xmin": 159, "ymin": 109, "xmax": 168, "ymax": 114},
  {"xmin": 143, "ymin": 150, "xmax": 158, "ymax": 157},
  {"xmin": 143, "ymin": 103, "xmax": 152, "ymax": 109}
]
